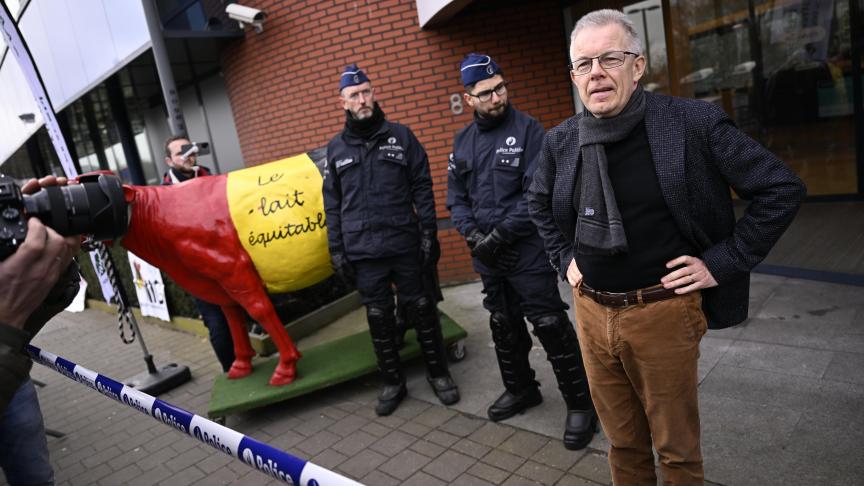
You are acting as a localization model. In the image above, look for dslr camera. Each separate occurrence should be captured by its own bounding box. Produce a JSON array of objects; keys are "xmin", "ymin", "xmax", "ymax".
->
[{"xmin": 0, "ymin": 173, "xmax": 128, "ymax": 260}]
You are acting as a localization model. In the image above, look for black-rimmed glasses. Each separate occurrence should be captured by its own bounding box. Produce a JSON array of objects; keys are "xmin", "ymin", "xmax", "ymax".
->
[
  {"xmin": 569, "ymin": 51, "xmax": 638, "ymax": 76},
  {"xmin": 467, "ymin": 81, "xmax": 508, "ymax": 102}
]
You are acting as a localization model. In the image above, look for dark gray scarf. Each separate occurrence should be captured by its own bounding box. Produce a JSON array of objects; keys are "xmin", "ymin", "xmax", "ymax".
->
[{"xmin": 575, "ymin": 84, "xmax": 646, "ymax": 255}]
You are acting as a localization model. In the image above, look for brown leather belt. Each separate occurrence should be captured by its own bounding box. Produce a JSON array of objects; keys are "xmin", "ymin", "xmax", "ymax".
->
[{"xmin": 579, "ymin": 284, "xmax": 679, "ymax": 308}]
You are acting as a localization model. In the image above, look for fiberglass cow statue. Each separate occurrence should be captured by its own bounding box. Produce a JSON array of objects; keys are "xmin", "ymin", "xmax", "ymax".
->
[{"xmin": 118, "ymin": 148, "xmax": 332, "ymax": 386}]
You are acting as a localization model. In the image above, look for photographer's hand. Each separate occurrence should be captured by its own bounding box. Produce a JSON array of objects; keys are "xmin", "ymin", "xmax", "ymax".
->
[{"xmin": 0, "ymin": 177, "xmax": 81, "ymax": 328}]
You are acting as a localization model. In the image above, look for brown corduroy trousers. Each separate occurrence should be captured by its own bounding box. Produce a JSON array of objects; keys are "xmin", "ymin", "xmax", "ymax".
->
[{"xmin": 573, "ymin": 287, "xmax": 707, "ymax": 485}]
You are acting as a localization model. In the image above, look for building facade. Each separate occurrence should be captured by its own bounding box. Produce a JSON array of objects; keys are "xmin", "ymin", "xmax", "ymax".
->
[{"xmin": 2, "ymin": 0, "xmax": 861, "ymax": 284}]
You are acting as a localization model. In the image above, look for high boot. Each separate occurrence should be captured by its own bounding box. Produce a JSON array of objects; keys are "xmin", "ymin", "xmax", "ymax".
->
[
  {"xmin": 533, "ymin": 313, "xmax": 597, "ymax": 450},
  {"xmin": 366, "ymin": 305, "xmax": 406, "ymax": 416},
  {"xmin": 408, "ymin": 297, "xmax": 459, "ymax": 405},
  {"xmin": 487, "ymin": 311, "xmax": 542, "ymax": 421}
]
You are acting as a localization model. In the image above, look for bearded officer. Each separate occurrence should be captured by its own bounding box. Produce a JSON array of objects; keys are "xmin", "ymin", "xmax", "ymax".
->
[{"xmin": 446, "ymin": 54, "xmax": 596, "ymax": 450}]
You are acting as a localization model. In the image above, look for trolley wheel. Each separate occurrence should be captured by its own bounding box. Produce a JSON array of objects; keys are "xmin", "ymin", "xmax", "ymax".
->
[{"xmin": 448, "ymin": 340, "xmax": 466, "ymax": 362}]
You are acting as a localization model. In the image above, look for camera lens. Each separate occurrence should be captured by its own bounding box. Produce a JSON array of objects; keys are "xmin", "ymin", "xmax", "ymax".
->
[{"xmin": 23, "ymin": 174, "xmax": 128, "ymax": 241}]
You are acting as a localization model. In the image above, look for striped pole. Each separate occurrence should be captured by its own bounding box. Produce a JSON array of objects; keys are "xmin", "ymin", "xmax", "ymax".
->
[{"xmin": 27, "ymin": 345, "xmax": 364, "ymax": 486}]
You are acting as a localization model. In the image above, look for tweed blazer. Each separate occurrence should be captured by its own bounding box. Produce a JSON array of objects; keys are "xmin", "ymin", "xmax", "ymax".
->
[{"xmin": 527, "ymin": 92, "xmax": 806, "ymax": 329}]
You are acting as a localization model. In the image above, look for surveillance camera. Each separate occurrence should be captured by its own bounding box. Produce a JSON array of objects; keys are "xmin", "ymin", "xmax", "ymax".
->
[{"xmin": 226, "ymin": 3, "xmax": 266, "ymax": 32}]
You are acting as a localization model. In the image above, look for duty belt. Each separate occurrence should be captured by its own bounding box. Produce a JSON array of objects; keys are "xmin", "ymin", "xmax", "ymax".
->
[{"xmin": 579, "ymin": 284, "xmax": 679, "ymax": 308}]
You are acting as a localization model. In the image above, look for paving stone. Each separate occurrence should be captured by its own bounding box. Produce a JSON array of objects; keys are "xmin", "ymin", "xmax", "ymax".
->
[
  {"xmin": 391, "ymin": 397, "xmax": 432, "ymax": 420},
  {"xmin": 531, "ymin": 440, "xmax": 586, "ymax": 471},
  {"xmin": 400, "ymin": 419, "xmax": 432, "ymax": 437},
  {"xmin": 124, "ymin": 464, "xmax": 175, "ymax": 486},
  {"xmin": 378, "ymin": 449, "xmax": 433, "ymax": 480},
  {"xmin": 97, "ymin": 464, "xmax": 143, "ymax": 485},
  {"xmin": 569, "ymin": 452, "xmax": 611, "ymax": 485},
  {"xmin": 360, "ymin": 420, "xmax": 392, "ymax": 438},
  {"xmin": 438, "ymin": 413, "xmax": 485, "ymax": 437},
  {"xmin": 337, "ymin": 448, "xmax": 388, "ymax": 479},
  {"xmin": 327, "ymin": 414, "xmax": 369, "ymax": 437},
  {"xmin": 332, "ymin": 430, "xmax": 378, "ymax": 457},
  {"xmin": 68, "ymin": 463, "xmax": 112, "ymax": 486},
  {"xmin": 268, "ymin": 429, "xmax": 306, "ymax": 451},
  {"xmin": 311, "ymin": 448, "xmax": 348, "ymax": 470},
  {"xmin": 424, "ymin": 429, "xmax": 460, "ymax": 448},
  {"xmin": 468, "ymin": 462, "xmax": 511, "ymax": 484},
  {"xmin": 196, "ymin": 450, "xmax": 234, "ymax": 474},
  {"xmin": 296, "ymin": 429, "xmax": 341, "ymax": 456},
  {"xmin": 409, "ymin": 438, "xmax": 446, "ymax": 458},
  {"xmin": 482, "ymin": 448, "xmax": 527, "ymax": 472},
  {"xmin": 413, "ymin": 406, "xmax": 458, "ymax": 428},
  {"xmin": 360, "ymin": 469, "xmax": 401, "ymax": 486},
  {"xmin": 188, "ymin": 465, "xmax": 240, "ymax": 485},
  {"xmin": 370, "ymin": 429, "xmax": 418, "ymax": 456},
  {"xmin": 165, "ymin": 446, "xmax": 210, "ymax": 473},
  {"xmin": 468, "ymin": 421, "xmax": 517, "ymax": 447},
  {"xmin": 498, "ymin": 430, "xmax": 550, "ymax": 458},
  {"xmin": 422, "ymin": 449, "xmax": 477, "ymax": 482},
  {"xmin": 452, "ymin": 438, "xmax": 493, "ymax": 459},
  {"xmin": 401, "ymin": 471, "xmax": 447, "ymax": 486},
  {"xmin": 293, "ymin": 413, "xmax": 335, "ymax": 436},
  {"xmin": 514, "ymin": 460, "xmax": 565, "ymax": 485},
  {"xmin": 501, "ymin": 474, "xmax": 543, "ymax": 485},
  {"xmin": 80, "ymin": 444, "xmax": 124, "ymax": 468},
  {"xmin": 452, "ymin": 473, "xmax": 497, "ymax": 486},
  {"xmin": 555, "ymin": 474, "xmax": 604, "ymax": 485}
]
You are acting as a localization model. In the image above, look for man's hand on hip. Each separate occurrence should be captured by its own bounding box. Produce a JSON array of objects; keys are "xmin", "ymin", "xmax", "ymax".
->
[
  {"xmin": 567, "ymin": 258, "xmax": 583, "ymax": 288},
  {"xmin": 662, "ymin": 255, "xmax": 718, "ymax": 294}
]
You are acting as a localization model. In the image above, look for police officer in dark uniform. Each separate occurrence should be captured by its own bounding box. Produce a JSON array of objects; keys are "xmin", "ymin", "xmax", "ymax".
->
[
  {"xmin": 446, "ymin": 54, "xmax": 596, "ymax": 450},
  {"xmin": 323, "ymin": 64, "xmax": 459, "ymax": 416}
]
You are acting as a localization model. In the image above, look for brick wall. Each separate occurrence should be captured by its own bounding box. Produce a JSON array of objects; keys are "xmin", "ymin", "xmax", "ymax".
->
[{"xmin": 221, "ymin": 0, "xmax": 575, "ymax": 284}]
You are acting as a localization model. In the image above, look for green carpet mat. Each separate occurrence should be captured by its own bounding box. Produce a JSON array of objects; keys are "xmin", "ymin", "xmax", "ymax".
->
[{"xmin": 207, "ymin": 313, "xmax": 467, "ymax": 418}]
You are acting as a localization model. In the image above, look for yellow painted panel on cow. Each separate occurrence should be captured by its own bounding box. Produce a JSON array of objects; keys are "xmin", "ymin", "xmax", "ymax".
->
[{"xmin": 226, "ymin": 153, "xmax": 332, "ymax": 293}]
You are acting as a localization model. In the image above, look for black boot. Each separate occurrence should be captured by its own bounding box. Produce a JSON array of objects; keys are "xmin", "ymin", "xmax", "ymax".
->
[
  {"xmin": 487, "ymin": 311, "xmax": 542, "ymax": 421},
  {"xmin": 367, "ymin": 305, "xmax": 406, "ymax": 416},
  {"xmin": 533, "ymin": 313, "xmax": 597, "ymax": 450},
  {"xmin": 409, "ymin": 298, "xmax": 460, "ymax": 405}
]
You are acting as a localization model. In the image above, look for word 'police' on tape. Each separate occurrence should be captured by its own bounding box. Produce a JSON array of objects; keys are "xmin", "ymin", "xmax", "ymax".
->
[{"xmin": 27, "ymin": 344, "xmax": 364, "ymax": 486}]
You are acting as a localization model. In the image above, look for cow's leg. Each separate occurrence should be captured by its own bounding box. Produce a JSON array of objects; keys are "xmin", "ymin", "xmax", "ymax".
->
[
  {"xmin": 221, "ymin": 305, "xmax": 256, "ymax": 379},
  {"xmin": 230, "ymin": 287, "xmax": 301, "ymax": 386},
  {"xmin": 252, "ymin": 301, "xmax": 301, "ymax": 386}
]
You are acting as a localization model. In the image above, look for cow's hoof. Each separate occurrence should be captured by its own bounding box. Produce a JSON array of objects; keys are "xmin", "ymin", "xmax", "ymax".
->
[
  {"xmin": 227, "ymin": 361, "xmax": 253, "ymax": 379},
  {"xmin": 269, "ymin": 363, "xmax": 296, "ymax": 386}
]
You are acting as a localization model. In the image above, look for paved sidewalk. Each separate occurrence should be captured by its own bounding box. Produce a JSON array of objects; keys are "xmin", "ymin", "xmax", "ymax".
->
[{"xmin": 4, "ymin": 273, "xmax": 863, "ymax": 485}]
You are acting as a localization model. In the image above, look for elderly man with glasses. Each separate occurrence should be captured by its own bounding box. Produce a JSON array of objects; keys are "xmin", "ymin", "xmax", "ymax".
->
[
  {"xmin": 527, "ymin": 9, "xmax": 804, "ymax": 484},
  {"xmin": 446, "ymin": 53, "xmax": 597, "ymax": 450}
]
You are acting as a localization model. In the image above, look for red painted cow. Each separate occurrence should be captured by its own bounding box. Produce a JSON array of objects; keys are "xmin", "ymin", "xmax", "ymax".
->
[{"xmin": 116, "ymin": 150, "xmax": 331, "ymax": 386}]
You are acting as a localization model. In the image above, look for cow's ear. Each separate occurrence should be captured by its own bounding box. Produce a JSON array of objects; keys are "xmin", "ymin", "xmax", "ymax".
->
[{"xmin": 123, "ymin": 185, "xmax": 136, "ymax": 203}]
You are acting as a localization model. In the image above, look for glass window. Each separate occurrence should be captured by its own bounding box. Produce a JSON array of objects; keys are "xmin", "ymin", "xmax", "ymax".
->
[{"xmin": 667, "ymin": 0, "xmax": 856, "ymax": 196}]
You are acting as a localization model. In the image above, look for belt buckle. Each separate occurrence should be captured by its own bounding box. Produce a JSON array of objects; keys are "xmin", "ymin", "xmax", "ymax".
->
[{"xmin": 622, "ymin": 294, "xmax": 629, "ymax": 307}]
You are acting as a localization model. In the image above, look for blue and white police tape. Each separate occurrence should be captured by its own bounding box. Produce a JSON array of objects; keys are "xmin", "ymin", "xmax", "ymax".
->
[{"xmin": 27, "ymin": 344, "xmax": 364, "ymax": 486}]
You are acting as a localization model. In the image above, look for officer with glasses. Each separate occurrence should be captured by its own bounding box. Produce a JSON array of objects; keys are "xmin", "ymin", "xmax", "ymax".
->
[
  {"xmin": 446, "ymin": 53, "xmax": 597, "ymax": 450},
  {"xmin": 323, "ymin": 64, "xmax": 459, "ymax": 417}
]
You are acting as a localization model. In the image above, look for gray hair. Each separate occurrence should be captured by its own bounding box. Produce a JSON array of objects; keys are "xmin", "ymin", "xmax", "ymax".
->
[{"xmin": 569, "ymin": 9, "xmax": 642, "ymax": 59}]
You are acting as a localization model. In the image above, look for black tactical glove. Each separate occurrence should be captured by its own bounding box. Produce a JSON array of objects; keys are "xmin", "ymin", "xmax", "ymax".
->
[
  {"xmin": 471, "ymin": 227, "xmax": 519, "ymax": 271},
  {"xmin": 465, "ymin": 230, "xmax": 485, "ymax": 251},
  {"xmin": 331, "ymin": 251, "xmax": 356, "ymax": 286},
  {"xmin": 419, "ymin": 229, "xmax": 439, "ymax": 269}
]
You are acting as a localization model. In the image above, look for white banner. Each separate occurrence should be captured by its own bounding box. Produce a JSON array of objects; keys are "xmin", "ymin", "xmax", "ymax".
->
[
  {"xmin": 88, "ymin": 251, "xmax": 115, "ymax": 304},
  {"xmin": 126, "ymin": 251, "xmax": 170, "ymax": 322}
]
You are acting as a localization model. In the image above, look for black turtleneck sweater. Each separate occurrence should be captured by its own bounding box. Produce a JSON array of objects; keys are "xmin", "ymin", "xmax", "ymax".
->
[{"xmin": 576, "ymin": 121, "xmax": 696, "ymax": 292}]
